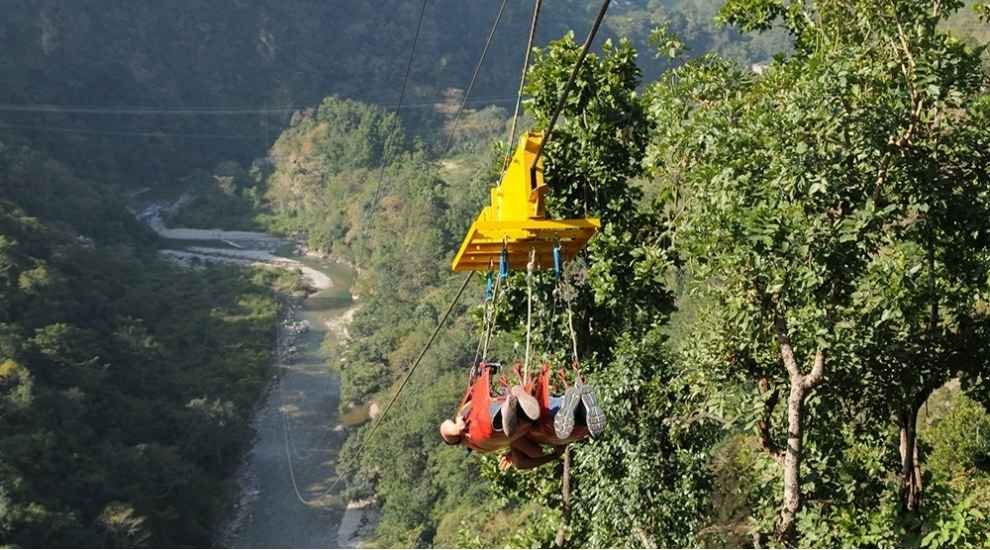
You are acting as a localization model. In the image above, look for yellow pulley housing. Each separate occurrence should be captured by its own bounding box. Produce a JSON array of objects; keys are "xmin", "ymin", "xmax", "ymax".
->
[{"xmin": 451, "ymin": 132, "xmax": 600, "ymax": 272}]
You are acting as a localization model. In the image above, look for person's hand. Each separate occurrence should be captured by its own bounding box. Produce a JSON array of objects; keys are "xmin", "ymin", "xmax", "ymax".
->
[{"xmin": 499, "ymin": 453, "xmax": 513, "ymax": 471}]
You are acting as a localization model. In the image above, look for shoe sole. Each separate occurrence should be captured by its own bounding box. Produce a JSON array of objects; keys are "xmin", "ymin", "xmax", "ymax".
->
[
  {"xmin": 512, "ymin": 385, "xmax": 540, "ymax": 421},
  {"xmin": 554, "ymin": 385, "xmax": 582, "ymax": 440},
  {"xmin": 581, "ymin": 386, "xmax": 606, "ymax": 437},
  {"xmin": 501, "ymin": 395, "xmax": 518, "ymax": 437}
]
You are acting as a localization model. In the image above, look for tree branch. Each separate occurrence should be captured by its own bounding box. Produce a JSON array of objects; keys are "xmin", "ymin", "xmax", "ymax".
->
[
  {"xmin": 773, "ymin": 314, "xmax": 801, "ymax": 380},
  {"xmin": 803, "ymin": 349, "xmax": 826, "ymax": 389},
  {"xmin": 633, "ymin": 527, "xmax": 656, "ymax": 549}
]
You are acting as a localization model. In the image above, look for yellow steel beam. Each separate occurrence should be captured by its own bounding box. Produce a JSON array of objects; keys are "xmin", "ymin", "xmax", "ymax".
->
[{"xmin": 450, "ymin": 131, "xmax": 601, "ymax": 273}]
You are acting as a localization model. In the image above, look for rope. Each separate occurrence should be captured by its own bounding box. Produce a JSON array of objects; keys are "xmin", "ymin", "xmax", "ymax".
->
[
  {"xmin": 566, "ymin": 298, "xmax": 579, "ymax": 366},
  {"xmin": 524, "ymin": 248, "xmax": 536, "ymax": 384},
  {"xmin": 530, "ymin": 0, "xmax": 612, "ymax": 173},
  {"xmin": 472, "ymin": 283, "xmax": 490, "ymax": 369},
  {"xmin": 272, "ymin": 301, "xmax": 337, "ymax": 508},
  {"xmin": 280, "ymin": 396, "xmax": 327, "ymax": 507},
  {"xmin": 503, "ymin": 0, "xmax": 544, "ymax": 174},
  {"xmin": 367, "ymin": 0, "xmax": 431, "ymax": 216},
  {"xmin": 474, "ymin": 269, "xmax": 503, "ymax": 369},
  {"xmin": 483, "ymin": 269, "xmax": 508, "ymax": 364},
  {"xmin": 272, "ymin": 314, "xmax": 329, "ymax": 508},
  {"xmin": 442, "ymin": 0, "xmax": 510, "ymax": 154}
]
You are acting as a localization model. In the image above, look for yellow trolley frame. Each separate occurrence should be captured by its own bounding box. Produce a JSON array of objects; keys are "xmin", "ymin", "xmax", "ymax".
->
[{"xmin": 451, "ymin": 132, "xmax": 600, "ymax": 272}]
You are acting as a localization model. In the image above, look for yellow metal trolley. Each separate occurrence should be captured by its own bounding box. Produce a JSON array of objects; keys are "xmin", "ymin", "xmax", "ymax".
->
[{"xmin": 451, "ymin": 132, "xmax": 600, "ymax": 273}]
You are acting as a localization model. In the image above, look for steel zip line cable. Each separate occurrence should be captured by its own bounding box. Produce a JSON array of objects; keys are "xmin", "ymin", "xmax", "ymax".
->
[
  {"xmin": 307, "ymin": 271, "xmax": 476, "ymax": 503},
  {"xmin": 0, "ymin": 98, "xmax": 519, "ymax": 142},
  {"xmin": 302, "ymin": 0, "xmax": 613, "ymax": 507},
  {"xmin": 531, "ymin": 0, "xmax": 612, "ymax": 172},
  {"xmin": 0, "ymin": 96, "xmax": 517, "ymax": 115},
  {"xmin": 354, "ymin": 271, "xmax": 475, "ymax": 456},
  {"xmin": 441, "ymin": 0, "xmax": 510, "ymax": 154},
  {"xmin": 275, "ymin": 1, "xmax": 520, "ymax": 506},
  {"xmin": 367, "ymin": 0, "xmax": 431, "ymax": 217},
  {"xmin": 503, "ymin": 0, "xmax": 544, "ymax": 174},
  {"xmin": 0, "ymin": 96, "xmax": 517, "ymax": 116},
  {"xmin": 368, "ymin": 0, "xmax": 510, "ymax": 223},
  {"xmin": 356, "ymin": 0, "xmax": 614, "ymax": 466}
]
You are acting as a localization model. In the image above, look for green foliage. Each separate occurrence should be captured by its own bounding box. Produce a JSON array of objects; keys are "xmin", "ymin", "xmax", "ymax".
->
[
  {"xmin": 609, "ymin": 0, "xmax": 792, "ymax": 71},
  {"xmin": 261, "ymin": 97, "xmax": 405, "ymax": 256},
  {"xmin": 645, "ymin": 0, "xmax": 990, "ymax": 543},
  {"xmin": 169, "ymin": 161, "xmax": 264, "ymax": 231},
  {"xmin": 2, "ymin": 2, "xmax": 989, "ymax": 548},
  {"xmin": 922, "ymin": 390, "xmax": 990, "ymax": 482},
  {"xmin": 264, "ymin": 96, "xmax": 500, "ymax": 545},
  {"xmin": 0, "ymin": 148, "xmax": 280, "ymax": 547},
  {"xmin": 14, "ymin": 1, "xmax": 970, "ymax": 546},
  {"xmin": 916, "ymin": 389, "xmax": 990, "ymax": 548},
  {"xmin": 569, "ymin": 331, "xmax": 719, "ymax": 548},
  {"xmin": 920, "ymin": 481, "xmax": 990, "ymax": 548}
]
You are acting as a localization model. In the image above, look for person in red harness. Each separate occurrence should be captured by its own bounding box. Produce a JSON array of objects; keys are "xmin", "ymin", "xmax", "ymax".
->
[
  {"xmin": 439, "ymin": 363, "xmax": 540, "ymax": 451},
  {"xmin": 440, "ymin": 363, "xmax": 606, "ymax": 470}
]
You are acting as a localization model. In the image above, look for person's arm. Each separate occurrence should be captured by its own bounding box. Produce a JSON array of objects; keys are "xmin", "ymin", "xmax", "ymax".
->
[{"xmin": 500, "ymin": 445, "xmax": 565, "ymax": 470}]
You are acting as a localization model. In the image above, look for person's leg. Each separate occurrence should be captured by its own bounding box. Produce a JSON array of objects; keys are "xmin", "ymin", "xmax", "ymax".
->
[
  {"xmin": 500, "ymin": 394, "xmax": 518, "ymax": 436},
  {"xmin": 580, "ymin": 385, "xmax": 606, "ymax": 437},
  {"xmin": 511, "ymin": 385, "xmax": 540, "ymax": 421},
  {"xmin": 554, "ymin": 385, "xmax": 582, "ymax": 439},
  {"xmin": 489, "ymin": 402, "xmax": 503, "ymax": 431}
]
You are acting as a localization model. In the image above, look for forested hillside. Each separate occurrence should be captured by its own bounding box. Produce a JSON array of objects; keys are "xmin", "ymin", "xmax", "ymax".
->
[
  {"xmin": 0, "ymin": 142, "xmax": 306, "ymax": 545},
  {"xmin": 2, "ymin": 0, "xmax": 989, "ymax": 548},
  {"xmin": 0, "ymin": 0, "xmax": 788, "ymax": 189},
  {"xmin": 250, "ymin": 0, "xmax": 990, "ymax": 547}
]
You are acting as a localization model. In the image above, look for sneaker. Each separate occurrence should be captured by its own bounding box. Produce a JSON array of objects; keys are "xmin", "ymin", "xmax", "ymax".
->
[
  {"xmin": 580, "ymin": 385, "xmax": 607, "ymax": 437},
  {"xmin": 500, "ymin": 394, "xmax": 518, "ymax": 437},
  {"xmin": 511, "ymin": 385, "xmax": 540, "ymax": 421},
  {"xmin": 554, "ymin": 385, "xmax": 582, "ymax": 440}
]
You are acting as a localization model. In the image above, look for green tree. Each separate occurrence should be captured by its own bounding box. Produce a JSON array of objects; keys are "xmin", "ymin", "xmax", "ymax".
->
[
  {"xmin": 466, "ymin": 34, "xmax": 718, "ymax": 548},
  {"xmin": 646, "ymin": 0, "xmax": 990, "ymax": 542}
]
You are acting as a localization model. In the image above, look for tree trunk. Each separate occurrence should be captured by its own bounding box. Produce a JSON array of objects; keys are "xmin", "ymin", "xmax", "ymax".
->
[
  {"xmin": 898, "ymin": 406, "xmax": 923, "ymax": 512},
  {"xmin": 778, "ymin": 382, "xmax": 806, "ymax": 544},
  {"xmin": 773, "ymin": 315, "xmax": 825, "ymax": 546}
]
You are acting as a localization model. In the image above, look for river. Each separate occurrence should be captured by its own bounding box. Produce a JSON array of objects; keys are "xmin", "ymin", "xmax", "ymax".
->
[{"xmin": 134, "ymin": 201, "xmax": 377, "ymax": 547}]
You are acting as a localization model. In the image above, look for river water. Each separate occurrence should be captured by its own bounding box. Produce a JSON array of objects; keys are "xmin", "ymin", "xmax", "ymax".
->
[{"xmin": 220, "ymin": 256, "xmax": 367, "ymax": 548}]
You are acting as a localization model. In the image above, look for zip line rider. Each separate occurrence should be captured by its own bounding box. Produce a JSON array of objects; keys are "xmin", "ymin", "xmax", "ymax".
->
[{"xmin": 439, "ymin": 362, "xmax": 605, "ymax": 469}]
